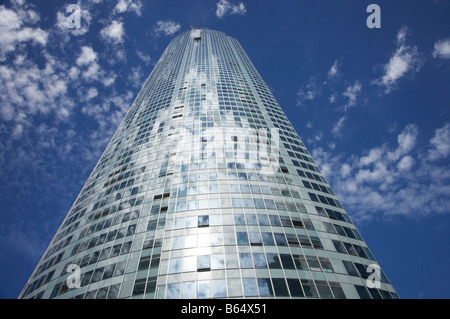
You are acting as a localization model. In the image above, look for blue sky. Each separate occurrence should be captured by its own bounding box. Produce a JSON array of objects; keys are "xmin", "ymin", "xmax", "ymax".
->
[{"xmin": 0, "ymin": 0, "xmax": 449, "ymax": 299}]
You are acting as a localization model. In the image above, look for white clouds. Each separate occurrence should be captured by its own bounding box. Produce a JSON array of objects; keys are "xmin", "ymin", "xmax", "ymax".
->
[
  {"xmin": 327, "ymin": 60, "xmax": 341, "ymax": 79},
  {"xmin": 359, "ymin": 147, "xmax": 384, "ymax": 166},
  {"xmin": 136, "ymin": 50, "xmax": 151, "ymax": 65},
  {"xmin": 296, "ymin": 60, "xmax": 362, "ymax": 138},
  {"xmin": 75, "ymin": 46, "xmax": 108, "ymax": 82},
  {"xmin": 115, "ymin": 0, "xmax": 129, "ymax": 13},
  {"xmin": 374, "ymin": 26, "xmax": 422, "ymax": 93},
  {"xmin": 428, "ymin": 123, "xmax": 450, "ymax": 161},
  {"xmin": 381, "ymin": 48, "xmax": 414, "ymax": 88},
  {"xmin": 397, "ymin": 155, "xmax": 414, "ymax": 171},
  {"xmin": 86, "ymin": 87, "xmax": 99, "ymax": 100},
  {"xmin": 0, "ymin": 5, "xmax": 48, "ymax": 61},
  {"xmin": 114, "ymin": 0, "xmax": 143, "ymax": 16},
  {"xmin": 306, "ymin": 131, "xmax": 323, "ymax": 145},
  {"xmin": 76, "ymin": 46, "xmax": 98, "ymax": 66},
  {"xmin": 342, "ymin": 80, "xmax": 362, "ymax": 111},
  {"xmin": 128, "ymin": 66, "xmax": 144, "ymax": 87},
  {"xmin": 153, "ymin": 20, "xmax": 181, "ymax": 36},
  {"xmin": 396, "ymin": 25, "xmax": 408, "ymax": 44},
  {"xmin": 296, "ymin": 76, "xmax": 319, "ymax": 106},
  {"xmin": 68, "ymin": 66, "xmax": 80, "ymax": 80},
  {"xmin": 1, "ymin": 59, "xmax": 64, "ymax": 116},
  {"xmin": 332, "ymin": 115, "xmax": 347, "ymax": 137},
  {"xmin": 0, "ymin": 5, "xmax": 21, "ymax": 29},
  {"xmin": 312, "ymin": 123, "xmax": 450, "ymax": 222},
  {"xmin": 432, "ymin": 39, "xmax": 450, "ymax": 59},
  {"xmin": 395, "ymin": 123, "xmax": 419, "ymax": 157},
  {"xmin": 83, "ymin": 62, "xmax": 101, "ymax": 80},
  {"xmin": 100, "ymin": 20, "xmax": 125, "ymax": 43},
  {"xmin": 328, "ymin": 81, "xmax": 362, "ymax": 137},
  {"xmin": 216, "ymin": 0, "xmax": 247, "ymax": 19},
  {"xmin": 0, "ymin": 52, "xmax": 76, "ymax": 153}
]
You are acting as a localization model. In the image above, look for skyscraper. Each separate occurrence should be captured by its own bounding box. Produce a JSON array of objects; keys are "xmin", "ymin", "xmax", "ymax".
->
[{"xmin": 19, "ymin": 29, "xmax": 398, "ymax": 299}]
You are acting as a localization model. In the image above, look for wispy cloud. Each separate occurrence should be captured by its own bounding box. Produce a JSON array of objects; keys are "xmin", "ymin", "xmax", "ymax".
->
[
  {"xmin": 373, "ymin": 26, "xmax": 423, "ymax": 93},
  {"xmin": 128, "ymin": 66, "xmax": 144, "ymax": 87},
  {"xmin": 153, "ymin": 20, "xmax": 181, "ymax": 36},
  {"xmin": 332, "ymin": 115, "xmax": 347, "ymax": 137},
  {"xmin": 296, "ymin": 63, "xmax": 361, "ymax": 137},
  {"xmin": 216, "ymin": 0, "xmax": 247, "ymax": 19},
  {"xmin": 327, "ymin": 60, "xmax": 341, "ymax": 79},
  {"xmin": 136, "ymin": 50, "xmax": 151, "ymax": 65},
  {"xmin": 432, "ymin": 38, "xmax": 450, "ymax": 59},
  {"xmin": 342, "ymin": 80, "xmax": 362, "ymax": 111},
  {"xmin": 296, "ymin": 76, "xmax": 320, "ymax": 106}
]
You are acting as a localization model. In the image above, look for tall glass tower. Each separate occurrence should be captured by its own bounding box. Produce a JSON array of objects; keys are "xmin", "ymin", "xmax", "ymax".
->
[{"xmin": 20, "ymin": 29, "xmax": 398, "ymax": 299}]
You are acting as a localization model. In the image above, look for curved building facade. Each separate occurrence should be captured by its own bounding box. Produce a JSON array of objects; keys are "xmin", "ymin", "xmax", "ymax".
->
[{"xmin": 19, "ymin": 29, "xmax": 398, "ymax": 299}]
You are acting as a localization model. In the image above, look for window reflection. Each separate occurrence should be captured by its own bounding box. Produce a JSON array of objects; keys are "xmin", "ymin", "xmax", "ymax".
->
[
  {"xmin": 257, "ymin": 278, "xmax": 273, "ymax": 296},
  {"xmin": 243, "ymin": 278, "xmax": 258, "ymax": 297},
  {"xmin": 183, "ymin": 256, "xmax": 196, "ymax": 272},
  {"xmin": 181, "ymin": 282, "xmax": 196, "ymax": 299},
  {"xmin": 166, "ymin": 283, "xmax": 180, "ymax": 299},
  {"xmin": 197, "ymin": 281, "xmax": 210, "ymax": 299},
  {"xmin": 212, "ymin": 279, "xmax": 227, "ymax": 298}
]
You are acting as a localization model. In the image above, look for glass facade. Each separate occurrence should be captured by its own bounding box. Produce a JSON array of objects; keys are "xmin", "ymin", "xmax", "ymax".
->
[{"xmin": 19, "ymin": 29, "xmax": 398, "ymax": 299}]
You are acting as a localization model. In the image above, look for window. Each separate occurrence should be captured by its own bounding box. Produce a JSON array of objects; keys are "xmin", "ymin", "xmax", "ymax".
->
[
  {"xmin": 292, "ymin": 219, "xmax": 303, "ymax": 228},
  {"xmin": 354, "ymin": 263, "xmax": 370, "ymax": 278},
  {"xmin": 166, "ymin": 283, "xmax": 180, "ymax": 299},
  {"xmin": 272, "ymin": 278, "xmax": 289, "ymax": 297},
  {"xmin": 316, "ymin": 281, "xmax": 333, "ymax": 298},
  {"xmin": 257, "ymin": 278, "xmax": 273, "ymax": 296},
  {"xmin": 354, "ymin": 285, "xmax": 371, "ymax": 299},
  {"xmin": 301, "ymin": 279, "xmax": 318, "ymax": 298},
  {"xmin": 253, "ymin": 253, "xmax": 267, "ymax": 268},
  {"xmin": 280, "ymin": 254, "xmax": 295, "ymax": 269},
  {"xmin": 266, "ymin": 253, "xmax": 281, "ymax": 269},
  {"xmin": 237, "ymin": 232, "xmax": 249, "ymax": 245},
  {"xmin": 261, "ymin": 232, "xmax": 275, "ymax": 245},
  {"xmin": 287, "ymin": 279, "xmax": 304, "ymax": 297},
  {"xmin": 133, "ymin": 278, "xmax": 146, "ymax": 296},
  {"xmin": 286, "ymin": 233, "xmax": 299, "ymax": 246},
  {"xmin": 332, "ymin": 240, "xmax": 346, "ymax": 254},
  {"xmin": 198, "ymin": 215, "xmax": 209, "ymax": 227},
  {"xmin": 182, "ymin": 281, "xmax": 196, "ymax": 299},
  {"xmin": 211, "ymin": 254, "xmax": 225, "ymax": 269},
  {"xmin": 239, "ymin": 253, "xmax": 253, "ymax": 268},
  {"xmin": 243, "ymin": 278, "xmax": 258, "ymax": 297},
  {"xmin": 197, "ymin": 255, "xmax": 210, "ymax": 271},
  {"xmin": 342, "ymin": 260, "xmax": 359, "ymax": 277},
  {"xmin": 212, "ymin": 279, "xmax": 227, "ymax": 298},
  {"xmin": 249, "ymin": 232, "xmax": 262, "ymax": 246},
  {"xmin": 319, "ymin": 258, "xmax": 334, "ymax": 273}
]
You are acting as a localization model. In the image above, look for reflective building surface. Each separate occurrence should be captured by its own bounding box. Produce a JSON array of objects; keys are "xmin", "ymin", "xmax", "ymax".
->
[{"xmin": 20, "ymin": 29, "xmax": 398, "ymax": 299}]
